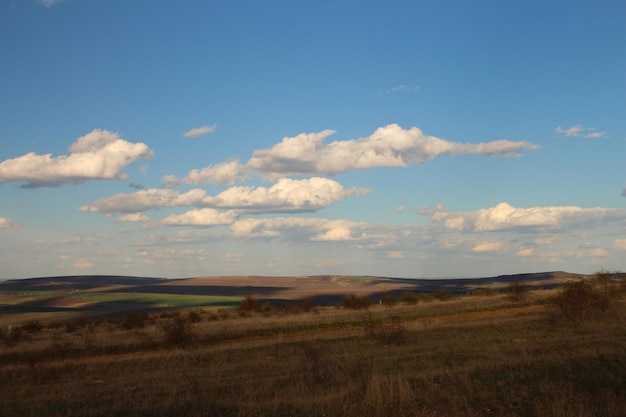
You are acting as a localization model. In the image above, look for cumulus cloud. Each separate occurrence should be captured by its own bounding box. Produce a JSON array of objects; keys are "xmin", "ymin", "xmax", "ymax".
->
[
  {"xmin": 555, "ymin": 125, "xmax": 608, "ymax": 139},
  {"xmin": 202, "ymin": 177, "xmax": 370, "ymax": 213},
  {"xmin": 162, "ymin": 159, "xmax": 248, "ymax": 186},
  {"xmin": 612, "ymin": 239, "xmax": 626, "ymax": 251},
  {"xmin": 80, "ymin": 188, "xmax": 207, "ymax": 213},
  {"xmin": 228, "ymin": 217, "xmax": 367, "ymax": 241},
  {"xmin": 0, "ymin": 217, "xmax": 17, "ymax": 229},
  {"xmin": 0, "ymin": 129, "xmax": 153, "ymax": 188},
  {"xmin": 81, "ymin": 177, "xmax": 367, "ymax": 215},
  {"xmin": 517, "ymin": 247, "xmax": 534, "ymax": 257},
  {"xmin": 160, "ymin": 208, "xmax": 238, "ymax": 227},
  {"xmin": 473, "ymin": 241, "xmax": 508, "ymax": 253},
  {"xmin": 116, "ymin": 213, "xmax": 151, "ymax": 223},
  {"xmin": 247, "ymin": 124, "xmax": 540, "ymax": 178},
  {"xmin": 183, "ymin": 124, "xmax": 217, "ymax": 137},
  {"xmin": 430, "ymin": 202, "xmax": 624, "ymax": 232}
]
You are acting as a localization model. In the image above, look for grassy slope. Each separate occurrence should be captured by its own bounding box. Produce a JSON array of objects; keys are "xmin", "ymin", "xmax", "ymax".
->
[
  {"xmin": 0, "ymin": 271, "xmax": 595, "ymax": 326},
  {"xmin": 1, "ymin": 288, "xmax": 625, "ymax": 417}
]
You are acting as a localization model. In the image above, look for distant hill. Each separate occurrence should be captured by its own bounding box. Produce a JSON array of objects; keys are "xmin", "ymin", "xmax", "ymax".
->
[{"xmin": 1, "ymin": 271, "xmax": 618, "ymax": 324}]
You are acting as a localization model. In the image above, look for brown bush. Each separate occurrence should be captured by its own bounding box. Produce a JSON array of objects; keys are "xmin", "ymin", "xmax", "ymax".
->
[
  {"xmin": 552, "ymin": 280, "xmax": 611, "ymax": 322},
  {"xmin": 507, "ymin": 282, "xmax": 530, "ymax": 302}
]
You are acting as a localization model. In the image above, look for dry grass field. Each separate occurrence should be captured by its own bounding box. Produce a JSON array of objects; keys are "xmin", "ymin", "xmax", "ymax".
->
[{"xmin": 1, "ymin": 273, "xmax": 625, "ymax": 417}]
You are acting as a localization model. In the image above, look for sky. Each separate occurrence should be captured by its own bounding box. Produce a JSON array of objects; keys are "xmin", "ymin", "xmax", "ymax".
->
[{"xmin": 0, "ymin": 0, "xmax": 625, "ymax": 280}]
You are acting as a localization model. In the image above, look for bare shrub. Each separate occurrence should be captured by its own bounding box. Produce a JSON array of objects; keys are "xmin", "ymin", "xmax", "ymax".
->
[
  {"xmin": 366, "ymin": 315, "xmax": 407, "ymax": 345},
  {"xmin": 1, "ymin": 324, "xmax": 23, "ymax": 346},
  {"xmin": 507, "ymin": 282, "xmax": 530, "ymax": 302},
  {"xmin": 399, "ymin": 291, "xmax": 418, "ymax": 305},
  {"xmin": 593, "ymin": 269, "xmax": 612, "ymax": 294},
  {"xmin": 21, "ymin": 321, "xmax": 43, "ymax": 333},
  {"xmin": 470, "ymin": 287, "xmax": 497, "ymax": 297},
  {"xmin": 552, "ymin": 280, "xmax": 611, "ymax": 322},
  {"xmin": 161, "ymin": 315, "xmax": 197, "ymax": 347},
  {"xmin": 340, "ymin": 294, "xmax": 372, "ymax": 309},
  {"xmin": 187, "ymin": 310, "xmax": 203, "ymax": 323},
  {"xmin": 238, "ymin": 295, "xmax": 262, "ymax": 313},
  {"xmin": 120, "ymin": 312, "xmax": 148, "ymax": 330},
  {"xmin": 433, "ymin": 289, "xmax": 452, "ymax": 301},
  {"xmin": 379, "ymin": 293, "xmax": 399, "ymax": 306}
]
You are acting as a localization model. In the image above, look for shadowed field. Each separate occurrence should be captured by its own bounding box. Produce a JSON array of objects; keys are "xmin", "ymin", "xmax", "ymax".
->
[{"xmin": 0, "ymin": 271, "xmax": 588, "ymax": 325}]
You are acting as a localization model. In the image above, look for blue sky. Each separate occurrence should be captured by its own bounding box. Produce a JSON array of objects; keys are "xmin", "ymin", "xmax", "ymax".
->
[{"xmin": 1, "ymin": 0, "xmax": 624, "ymax": 280}]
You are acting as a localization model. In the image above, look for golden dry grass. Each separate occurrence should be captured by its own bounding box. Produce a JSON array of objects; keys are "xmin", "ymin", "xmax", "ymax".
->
[{"xmin": 1, "ymin": 288, "xmax": 625, "ymax": 417}]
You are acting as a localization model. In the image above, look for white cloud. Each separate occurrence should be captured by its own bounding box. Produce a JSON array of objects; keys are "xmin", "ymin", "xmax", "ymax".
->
[
  {"xmin": 116, "ymin": 213, "xmax": 151, "ymax": 223},
  {"xmin": 202, "ymin": 177, "xmax": 370, "ymax": 213},
  {"xmin": 0, "ymin": 217, "xmax": 17, "ymax": 229},
  {"xmin": 80, "ymin": 188, "xmax": 207, "ymax": 213},
  {"xmin": 228, "ymin": 217, "xmax": 367, "ymax": 242},
  {"xmin": 385, "ymin": 251, "xmax": 405, "ymax": 259},
  {"xmin": 430, "ymin": 202, "xmax": 624, "ymax": 232},
  {"xmin": 39, "ymin": 0, "xmax": 65, "ymax": 7},
  {"xmin": 160, "ymin": 208, "xmax": 238, "ymax": 227},
  {"xmin": 183, "ymin": 124, "xmax": 217, "ymax": 138},
  {"xmin": 73, "ymin": 259, "xmax": 95, "ymax": 269},
  {"xmin": 517, "ymin": 247, "xmax": 534, "ymax": 257},
  {"xmin": 82, "ymin": 177, "xmax": 368, "ymax": 216},
  {"xmin": 611, "ymin": 239, "xmax": 626, "ymax": 251},
  {"xmin": 247, "ymin": 124, "xmax": 540, "ymax": 177},
  {"xmin": 162, "ymin": 159, "xmax": 248, "ymax": 185},
  {"xmin": 396, "ymin": 205, "xmax": 405, "ymax": 213},
  {"xmin": 590, "ymin": 248, "xmax": 609, "ymax": 257},
  {"xmin": 379, "ymin": 85, "xmax": 419, "ymax": 95},
  {"xmin": 473, "ymin": 241, "xmax": 508, "ymax": 253},
  {"xmin": 555, "ymin": 125, "xmax": 608, "ymax": 139},
  {"xmin": 0, "ymin": 129, "xmax": 153, "ymax": 188}
]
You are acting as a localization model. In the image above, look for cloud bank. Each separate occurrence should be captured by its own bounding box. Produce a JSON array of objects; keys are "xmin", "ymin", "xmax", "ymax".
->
[
  {"xmin": 430, "ymin": 202, "xmax": 624, "ymax": 232},
  {"xmin": 0, "ymin": 129, "xmax": 153, "ymax": 188}
]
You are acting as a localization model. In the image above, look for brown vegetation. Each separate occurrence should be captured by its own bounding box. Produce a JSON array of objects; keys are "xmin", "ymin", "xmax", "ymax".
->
[{"xmin": 1, "ymin": 274, "xmax": 625, "ymax": 416}]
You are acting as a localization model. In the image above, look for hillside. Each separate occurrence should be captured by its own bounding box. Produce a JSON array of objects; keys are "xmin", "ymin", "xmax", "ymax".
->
[{"xmin": 0, "ymin": 271, "xmax": 595, "ymax": 325}]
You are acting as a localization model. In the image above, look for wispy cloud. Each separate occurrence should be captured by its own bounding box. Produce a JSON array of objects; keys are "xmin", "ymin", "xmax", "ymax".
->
[
  {"xmin": 39, "ymin": 0, "xmax": 62, "ymax": 7},
  {"xmin": 555, "ymin": 125, "xmax": 608, "ymax": 139},
  {"xmin": 0, "ymin": 129, "xmax": 153, "ymax": 188},
  {"xmin": 379, "ymin": 85, "xmax": 419, "ymax": 95},
  {"xmin": 183, "ymin": 124, "xmax": 217, "ymax": 138}
]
